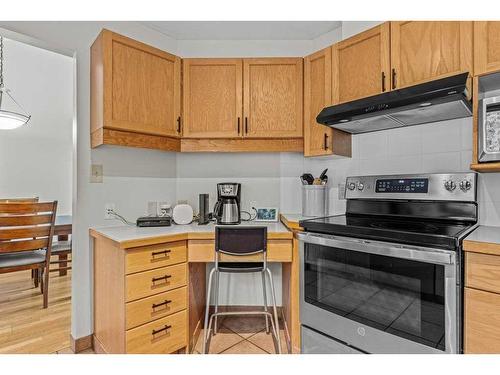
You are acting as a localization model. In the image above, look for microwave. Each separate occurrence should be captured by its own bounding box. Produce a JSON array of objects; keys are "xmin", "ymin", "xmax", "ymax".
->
[{"xmin": 478, "ymin": 95, "xmax": 500, "ymax": 162}]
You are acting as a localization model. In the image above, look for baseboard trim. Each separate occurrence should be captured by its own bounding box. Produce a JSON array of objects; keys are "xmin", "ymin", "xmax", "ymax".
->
[
  {"xmin": 70, "ymin": 334, "xmax": 93, "ymax": 353},
  {"xmin": 92, "ymin": 335, "xmax": 108, "ymax": 354}
]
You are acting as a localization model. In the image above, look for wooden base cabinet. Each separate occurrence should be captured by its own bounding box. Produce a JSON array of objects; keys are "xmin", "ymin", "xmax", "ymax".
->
[
  {"xmin": 93, "ymin": 235, "xmax": 188, "ymax": 354},
  {"xmin": 91, "ymin": 29, "xmax": 182, "ymax": 151},
  {"xmin": 464, "ymin": 251, "xmax": 500, "ymax": 353}
]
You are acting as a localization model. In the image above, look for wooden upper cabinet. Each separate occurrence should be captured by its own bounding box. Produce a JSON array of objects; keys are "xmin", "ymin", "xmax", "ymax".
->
[
  {"xmin": 390, "ymin": 21, "xmax": 473, "ymax": 89},
  {"xmin": 182, "ymin": 59, "xmax": 242, "ymax": 139},
  {"xmin": 332, "ymin": 22, "xmax": 390, "ymax": 104},
  {"xmin": 91, "ymin": 29, "xmax": 181, "ymax": 139},
  {"xmin": 474, "ymin": 21, "xmax": 500, "ymax": 76},
  {"xmin": 243, "ymin": 58, "xmax": 303, "ymax": 138}
]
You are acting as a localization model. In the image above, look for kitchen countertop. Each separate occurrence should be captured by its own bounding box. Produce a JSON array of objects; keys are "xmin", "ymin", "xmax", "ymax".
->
[
  {"xmin": 463, "ymin": 225, "xmax": 500, "ymax": 256},
  {"xmin": 279, "ymin": 213, "xmax": 319, "ymax": 231},
  {"xmin": 90, "ymin": 220, "xmax": 292, "ymax": 248}
]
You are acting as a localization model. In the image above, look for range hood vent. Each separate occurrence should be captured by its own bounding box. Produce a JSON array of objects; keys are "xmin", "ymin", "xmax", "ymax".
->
[{"xmin": 316, "ymin": 73, "xmax": 472, "ymax": 134}]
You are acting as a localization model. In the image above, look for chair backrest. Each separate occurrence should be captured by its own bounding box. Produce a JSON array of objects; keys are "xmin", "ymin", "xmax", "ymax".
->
[
  {"xmin": 0, "ymin": 197, "xmax": 39, "ymax": 203},
  {"xmin": 0, "ymin": 201, "xmax": 58, "ymax": 255},
  {"xmin": 215, "ymin": 226, "xmax": 267, "ymax": 256}
]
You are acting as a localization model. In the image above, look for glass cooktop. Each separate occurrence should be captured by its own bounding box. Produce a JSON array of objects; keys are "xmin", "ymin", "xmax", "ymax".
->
[{"xmin": 300, "ymin": 215, "xmax": 475, "ymax": 250}]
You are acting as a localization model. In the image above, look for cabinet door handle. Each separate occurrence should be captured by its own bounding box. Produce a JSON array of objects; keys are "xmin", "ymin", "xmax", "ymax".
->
[
  {"xmin": 237, "ymin": 117, "xmax": 241, "ymax": 134},
  {"xmin": 245, "ymin": 117, "xmax": 248, "ymax": 134},
  {"xmin": 177, "ymin": 116, "xmax": 181, "ymax": 133},
  {"xmin": 152, "ymin": 275, "xmax": 171, "ymax": 284},
  {"xmin": 151, "ymin": 249, "xmax": 171, "ymax": 259},
  {"xmin": 152, "ymin": 324, "xmax": 171, "ymax": 336},
  {"xmin": 381, "ymin": 72, "xmax": 386, "ymax": 92},
  {"xmin": 152, "ymin": 299, "xmax": 172, "ymax": 310},
  {"xmin": 324, "ymin": 134, "xmax": 329, "ymax": 150},
  {"xmin": 392, "ymin": 69, "xmax": 397, "ymax": 90}
]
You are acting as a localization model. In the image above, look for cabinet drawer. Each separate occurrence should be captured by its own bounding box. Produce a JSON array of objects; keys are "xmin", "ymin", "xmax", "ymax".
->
[
  {"xmin": 126, "ymin": 310, "xmax": 187, "ymax": 354},
  {"xmin": 126, "ymin": 286, "xmax": 187, "ymax": 330},
  {"xmin": 126, "ymin": 263, "xmax": 187, "ymax": 302},
  {"xmin": 126, "ymin": 241, "xmax": 187, "ymax": 274},
  {"xmin": 466, "ymin": 252, "xmax": 500, "ymax": 294},
  {"xmin": 465, "ymin": 288, "xmax": 500, "ymax": 353}
]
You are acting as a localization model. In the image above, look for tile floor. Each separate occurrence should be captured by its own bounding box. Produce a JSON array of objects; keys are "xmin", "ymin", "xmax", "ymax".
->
[{"xmin": 193, "ymin": 315, "xmax": 289, "ymax": 354}]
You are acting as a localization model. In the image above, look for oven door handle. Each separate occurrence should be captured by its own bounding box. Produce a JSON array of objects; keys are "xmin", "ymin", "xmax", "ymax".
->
[{"xmin": 297, "ymin": 232, "xmax": 455, "ymax": 265}]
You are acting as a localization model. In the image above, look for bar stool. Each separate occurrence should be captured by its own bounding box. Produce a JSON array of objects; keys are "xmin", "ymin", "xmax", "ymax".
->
[{"xmin": 202, "ymin": 226, "xmax": 281, "ymax": 354}]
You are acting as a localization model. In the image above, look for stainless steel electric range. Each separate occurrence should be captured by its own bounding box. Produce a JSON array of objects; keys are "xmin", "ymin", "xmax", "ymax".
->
[{"xmin": 298, "ymin": 173, "xmax": 478, "ymax": 354}]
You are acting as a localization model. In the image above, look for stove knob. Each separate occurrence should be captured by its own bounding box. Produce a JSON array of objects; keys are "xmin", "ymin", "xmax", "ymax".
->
[
  {"xmin": 444, "ymin": 180, "xmax": 456, "ymax": 192},
  {"xmin": 460, "ymin": 180, "xmax": 472, "ymax": 192},
  {"xmin": 347, "ymin": 182, "xmax": 356, "ymax": 191},
  {"xmin": 357, "ymin": 183, "xmax": 364, "ymax": 191}
]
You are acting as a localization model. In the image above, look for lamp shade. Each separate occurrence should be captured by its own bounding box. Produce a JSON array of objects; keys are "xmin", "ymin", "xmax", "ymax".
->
[{"xmin": 0, "ymin": 109, "xmax": 30, "ymax": 130}]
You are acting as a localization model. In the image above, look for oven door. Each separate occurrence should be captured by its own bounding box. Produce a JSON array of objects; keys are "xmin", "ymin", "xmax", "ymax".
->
[{"xmin": 298, "ymin": 232, "xmax": 459, "ymax": 354}]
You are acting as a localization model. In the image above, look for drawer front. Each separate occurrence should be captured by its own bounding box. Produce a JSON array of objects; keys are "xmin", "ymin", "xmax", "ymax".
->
[
  {"xmin": 126, "ymin": 241, "xmax": 187, "ymax": 274},
  {"xmin": 126, "ymin": 310, "xmax": 187, "ymax": 354},
  {"xmin": 126, "ymin": 286, "xmax": 187, "ymax": 330},
  {"xmin": 188, "ymin": 239, "xmax": 293, "ymax": 262},
  {"xmin": 126, "ymin": 263, "xmax": 187, "ymax": 302},
  {"xmin": 466, "ymin": 252, "xmax": 500, "ymax": 294},
  {"xmin": 465, "ymin": 287, "xmax": 500, "ymax": 353}
]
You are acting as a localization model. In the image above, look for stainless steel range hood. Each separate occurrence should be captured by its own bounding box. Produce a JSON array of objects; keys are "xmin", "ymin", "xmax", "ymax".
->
[{"xmin": 316, "ymin": 73, "xmax": 472, "ymax": 134}]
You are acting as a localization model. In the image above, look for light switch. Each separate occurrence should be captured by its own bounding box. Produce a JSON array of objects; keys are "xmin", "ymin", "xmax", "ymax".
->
[{"xmin": 90, "ymin": 164, "xmax": 103, "ymax": 183}]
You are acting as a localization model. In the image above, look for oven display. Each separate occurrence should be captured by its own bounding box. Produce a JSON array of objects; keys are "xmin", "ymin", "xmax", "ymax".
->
[{"xmin": 375, "ymin": 178, "xmax": 428, "ymax": 193}]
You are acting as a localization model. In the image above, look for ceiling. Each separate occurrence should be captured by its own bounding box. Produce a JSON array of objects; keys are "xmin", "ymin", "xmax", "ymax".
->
[{"xmin": 142, "ymin": 21, "xmax": 342, "ymax": 40}]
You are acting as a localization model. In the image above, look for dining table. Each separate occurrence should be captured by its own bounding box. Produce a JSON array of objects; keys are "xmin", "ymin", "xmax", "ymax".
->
[{"xmin": 54, "ymin": 215, "xmax": 72, "ymax": 276}]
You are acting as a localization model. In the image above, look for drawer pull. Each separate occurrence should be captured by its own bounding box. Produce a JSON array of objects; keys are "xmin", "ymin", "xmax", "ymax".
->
[
  {"xmin": 152, "ymin": 275, "xmax": 172, "ymax": 285},
  {"xmin": 152, "ymin": 324, "xmax": 171, "ymax": 336},
  {"xmin": 152, "ymin": 299, "xmax": 172, "ymax": 310},
  {"xmin": 151, "ymin": 249, "xmax": 171, "ymax": 259}
]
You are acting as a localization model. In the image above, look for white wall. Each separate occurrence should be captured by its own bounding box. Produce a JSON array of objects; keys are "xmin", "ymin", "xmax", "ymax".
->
[
  {"xmin": 0, "ymin": 38, "xmax": 73, "ymax": 214},
  {"xmin": 341, "ymin": 21, "xmax": 383, "ymax": 39}
]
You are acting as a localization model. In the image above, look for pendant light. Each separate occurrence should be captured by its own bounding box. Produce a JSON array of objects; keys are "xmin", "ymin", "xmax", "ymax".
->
[{"xmin": 0, "ymin": 36, "xmax": 31, "ymax": 130}]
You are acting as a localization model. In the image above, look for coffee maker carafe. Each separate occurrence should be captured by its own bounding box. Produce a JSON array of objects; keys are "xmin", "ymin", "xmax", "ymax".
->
[{"xmin": 213, "ymin": 183, "xmax": 241, "ymax": 225}]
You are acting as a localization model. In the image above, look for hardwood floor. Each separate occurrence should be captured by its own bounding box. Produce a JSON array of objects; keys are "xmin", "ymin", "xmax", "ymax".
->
[
  {"xmin": 0, "ymin": 269, "xmax": 71, "ymax": 354},
  {"xmin": 0, "ymin": 269, "xmax": 285, "ymax": 354}
]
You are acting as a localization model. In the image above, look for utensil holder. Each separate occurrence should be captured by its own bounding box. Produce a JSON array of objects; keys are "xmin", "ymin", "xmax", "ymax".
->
[{"xmin": 302, "ymin": 184, "xmax": 328, "ymax": 217}]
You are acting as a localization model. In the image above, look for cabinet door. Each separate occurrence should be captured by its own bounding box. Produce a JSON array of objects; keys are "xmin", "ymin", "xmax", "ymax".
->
[
  {"xmin": 474, "ymin": 21, "xmax": 500, "ymax": 76},
  {"xmin": 182, "ymin": 59, "xmax": 242, "ymax": 138},
  {"xmin": 243, "ymin": 58, "xmax": 303, "ymax": 138},
  {"xmin": 304, "ymin": 48, "xmax": 333, "ymax": 156},
  {"xmin": 332, "ymin": 22, "xmax": 390, "ymax": 104},
  {"xmin": 103, "ymin": 31, "xmax": 181, "ymax": 137},
  {"xmin": 465, "ymin": 288, "xmax": 500, "ymax": 354},
  {"xmin": 390, "ymin": 21, "xmax": 473, "ymax": 89}
]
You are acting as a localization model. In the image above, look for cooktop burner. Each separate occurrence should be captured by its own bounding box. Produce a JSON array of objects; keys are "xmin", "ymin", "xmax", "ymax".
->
[{"xmin": 299, "ymin": 214, "xmax": 475, "ymax": 250}]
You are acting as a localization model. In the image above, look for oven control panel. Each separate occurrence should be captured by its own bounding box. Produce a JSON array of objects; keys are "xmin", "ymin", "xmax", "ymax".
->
[
  {"xmin": 375, "ymin": 178, "xmax": 429, "ymax": 193},
  {"xmin": 345, "ymin": 173, "xmax": 477, "ymax": 202}
]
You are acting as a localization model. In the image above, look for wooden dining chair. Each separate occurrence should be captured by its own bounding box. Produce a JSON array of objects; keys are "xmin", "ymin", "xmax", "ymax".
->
[
  {"xmin": 0, "ymin": 201, "xmax": 58, "ymax": 308},
  {"xmin": 0, "ymin": 197, "xmax": 39, "ymax": 203}
]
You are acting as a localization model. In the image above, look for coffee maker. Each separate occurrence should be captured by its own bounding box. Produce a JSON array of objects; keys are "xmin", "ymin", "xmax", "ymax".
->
[{"xmin": 213, "ymin": 183, "xmax": 241, "ymax": 225}]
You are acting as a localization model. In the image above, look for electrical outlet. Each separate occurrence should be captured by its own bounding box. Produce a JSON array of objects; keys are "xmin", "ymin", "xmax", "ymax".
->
[
  {"xmin": 90, "ymin": 164, "xmax": 103, "ymax": 183},
  {"xmin": 104, "ymin": 203, "xmax": 115, "ymax": 220},
  {"xmin": 338, "ymin": 184, "xmax": 346, "ymax": 200}
]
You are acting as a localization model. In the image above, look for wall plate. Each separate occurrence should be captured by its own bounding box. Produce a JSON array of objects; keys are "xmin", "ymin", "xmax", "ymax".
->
[{"xmin": 90, "ymin": 164, "xmax": 103, "ymax": 183}]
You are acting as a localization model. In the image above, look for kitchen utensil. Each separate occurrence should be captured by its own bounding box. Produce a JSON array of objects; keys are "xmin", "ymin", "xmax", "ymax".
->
[
  {"xmin": 319, "ymin": 168, "xmax": 328, "ymax": 181},
  {"xmin": 301, "ymin": 173, "xmax": 314, "ymax": 185}
]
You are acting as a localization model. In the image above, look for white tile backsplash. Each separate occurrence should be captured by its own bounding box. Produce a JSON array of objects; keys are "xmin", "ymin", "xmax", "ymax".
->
[{"xmin": 174, "ymin": 117, "xmax": 498, "ymax": 229}]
